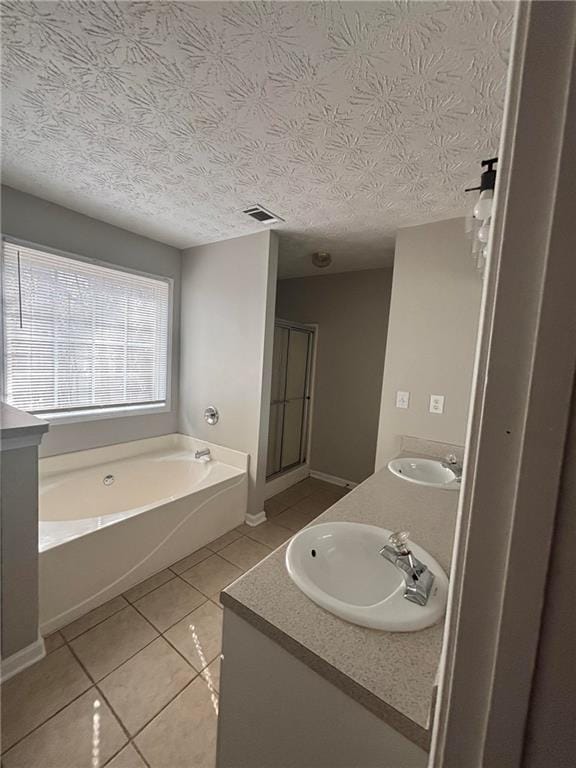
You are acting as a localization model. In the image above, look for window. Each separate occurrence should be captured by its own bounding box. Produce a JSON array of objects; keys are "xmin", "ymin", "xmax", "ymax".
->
[{"xmin": 2, "ymin": 240, "xmax": 170, "ymax": 418}]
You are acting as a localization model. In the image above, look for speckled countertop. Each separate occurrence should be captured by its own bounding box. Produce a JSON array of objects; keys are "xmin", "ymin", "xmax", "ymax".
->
[{"xmin": 222, "ymin": 449, "xmax": 459, "ymax": 749}]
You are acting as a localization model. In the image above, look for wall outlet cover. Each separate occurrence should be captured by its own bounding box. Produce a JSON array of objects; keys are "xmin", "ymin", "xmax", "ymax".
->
[
  {"xmin": 396, "ymin": 391, "xmax": 410, "ymax": 409},
  {"xmin": 429, "ymin": 394, "xmax": 445, "ymax": 414}
]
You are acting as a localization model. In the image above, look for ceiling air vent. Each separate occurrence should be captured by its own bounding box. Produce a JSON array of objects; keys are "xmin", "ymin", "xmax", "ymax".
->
[{"xmin": 242, "ymin": 205, "xmax": 284, "ymax": 224}]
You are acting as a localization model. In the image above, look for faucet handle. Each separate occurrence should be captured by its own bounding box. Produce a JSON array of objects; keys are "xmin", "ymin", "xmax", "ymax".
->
[
  {"xmin": 445, "ymin": 453, "xmax": 458, "ymax": 465},
  {"xmin": 388, "ymin": 531, "xmax": 411, "ymax": 554}
]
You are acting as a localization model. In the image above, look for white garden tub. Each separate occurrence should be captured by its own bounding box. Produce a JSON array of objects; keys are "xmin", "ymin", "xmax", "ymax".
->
[{"xmin": 39, "ymin": 434, "xmax": 248, "ymax": 633}]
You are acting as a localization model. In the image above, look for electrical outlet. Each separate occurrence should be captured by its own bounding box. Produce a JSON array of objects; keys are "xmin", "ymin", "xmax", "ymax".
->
[
  {"xmin": 429, "ymin": 394, "xmax": 445, "ymax": 414},
  {"xmin": 396, "ymin": 391, "xmax": 410, "ymax": 409}
]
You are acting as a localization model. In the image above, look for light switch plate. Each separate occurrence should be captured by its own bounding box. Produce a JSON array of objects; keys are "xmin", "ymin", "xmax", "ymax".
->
[
  {"xmin": 396, "ymin": 391, "xmax": 410, "ymax": 409},
  {"xmin": 429, "ymin": 394, "xmax": 445, "ymax": 414}
]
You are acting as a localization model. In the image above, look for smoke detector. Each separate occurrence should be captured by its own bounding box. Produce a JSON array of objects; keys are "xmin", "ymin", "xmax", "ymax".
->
[
  {"xmin": 242, "ymin": 204, "xmax": 284, "ymax": 224},
  {"xmin": 311, "ymin": 251, "xmax": 332, "ymax": 268}
]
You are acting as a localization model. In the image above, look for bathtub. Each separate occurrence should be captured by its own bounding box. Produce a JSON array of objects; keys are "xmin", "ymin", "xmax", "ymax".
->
[{"xmin": 38, "ymin": 434, "xmax": 248, "ymax": 633}]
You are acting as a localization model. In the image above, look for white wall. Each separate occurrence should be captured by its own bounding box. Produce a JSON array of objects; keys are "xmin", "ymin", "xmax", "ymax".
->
[
  {"xmin": 179, "ymin": 231, "xmax": 278, "ymax": 518},
  {"xmin": 276, "ymin": 269, "xmax": 393, "ymax": 484},
  {"xmin": 375, "ymin": 218, "xmax": 482, "ymax": 468},
  {"xmin": 1, "ymin": 186, "xmax": 182, "ymax": 456}
]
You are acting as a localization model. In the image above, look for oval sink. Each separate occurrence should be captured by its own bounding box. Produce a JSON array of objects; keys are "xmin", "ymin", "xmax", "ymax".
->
[
  {"xmin": 388, "ymin": 457, "xmax": 460, "ymax": 490},
  {"xmin": 285, "ymin": 522, "xmax": 448, "ymax": 631}
]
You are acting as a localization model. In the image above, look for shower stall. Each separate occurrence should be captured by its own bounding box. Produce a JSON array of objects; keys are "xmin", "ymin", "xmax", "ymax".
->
[{"xmin": 266, "ymin": 321, "xmax": 315, "ymax": 479}]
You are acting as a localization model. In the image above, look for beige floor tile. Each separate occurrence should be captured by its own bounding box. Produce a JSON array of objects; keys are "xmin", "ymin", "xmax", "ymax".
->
[
  {"xmin": 61, "ymin": 595, "xmax": 129, "ymax": 641},
  {"xmin": 206, "ymin": 528, "xmax": 242, "ymax": 552},
  {"xmin": 43, "ymin": 631, "xmax": 65, "ymax": 654},
  {"xmin": 170, "ymin": 547, "xmax": 212, "ymax": 575},
  {"xmin": 274, "ymin": 505, "xmax": 321, "ymax": 532},
  {"xmin": 302, "ymin": 478, "xmax": 335, "ymax": 494},
  {"xmin": 272, "ymin": 481, "xmax": 312, "ymax": 509},
  {"xmin": 134, "ymin": 577, "xmax": 205, "ymax": 632},
  {"xmin": 99, "ymin": 637, "xmax": 195, "ymax": 736},
  {"xmin": 1, "ymin": 645, "xmax": 91, "ymax": 752},
  {"xmin": 135, "ymin": 678, "xmax": 218, "ymax": 768},
  {"xmin": 245, "ymin": 521, "xmax": 293, "ymax": 549},
  {"xmin": 70, "ymin": 606, "xmax": 158, "ymax": 681},
  {"xmin": 180, "ymin": 554, "xmax": 243, "ymax": 598},
  {"xmin": 105, "ymin": 744, "xmax": 148, "ymax": 768},
  {"xmin": 233, "ymin": 522, "xmax": 253, "ymax": 535},
  {"xmin": 291, "ymin": 495, "xmax": 331, "ymax": 516},
  {"xmin": 2, "ymin": 688, "xmax": 127, "ymax": 768},
  {"xmin": 263, "ymin": 495, "xmax": 289, "ymax": 516},
  {"xmin": 311, "ymin": 484, "xmax": 351, "ymax": 504},
  {"xmin": 164, "ymin": 601, "xmax": 223, "ymax": 672},
  {"xmin": 201, "ymin": 655, "xmax": 222, "ymax": 693},
  {"xmin": 218, "ymin": 536, "xmax": 271, "ymax": 570},
  {"xmin": 123, "ymin": 569, "xmax": 174, "ymax": 603}
]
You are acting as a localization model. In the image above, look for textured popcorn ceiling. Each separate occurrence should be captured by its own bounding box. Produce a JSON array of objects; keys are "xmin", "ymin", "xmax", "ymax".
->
[{"xmin": 1, "ymin": 1, "xmax": 513, "ymax": 278}]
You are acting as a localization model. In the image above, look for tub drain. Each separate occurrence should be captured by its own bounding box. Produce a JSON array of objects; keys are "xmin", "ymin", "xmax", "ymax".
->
[{"xmin": 103, "ymin": 474, "xmax": 115, "ymax": 486}]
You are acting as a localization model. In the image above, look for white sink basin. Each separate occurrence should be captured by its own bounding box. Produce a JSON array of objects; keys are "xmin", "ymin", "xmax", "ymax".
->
[
  {"xmin": 388, "ymin": 457, "xmax": 460, "ymax": 490},
  {"xmin": 285, "ymin": 522, "xmax": 448, "ymax": 631}
]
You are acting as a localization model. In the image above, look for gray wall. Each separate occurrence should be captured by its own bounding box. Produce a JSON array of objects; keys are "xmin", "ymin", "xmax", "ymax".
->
[
  {"xmin": 375, "ymin": 218, "xmax": 482, "ymax": 468},
  {"xmin": 1, "ymin": 445, "xmax": 40, "ymax": 658},
  {"xmin": 1, "ymin": 186, "xmax": 182, "ymax": 456},
  {"xmin": 276, "ymin": 269, "xmax": 392, "ymax": 484},
  {"xmin": 179, "ymin": 231, "xmax": 278, "ymax": 518}
]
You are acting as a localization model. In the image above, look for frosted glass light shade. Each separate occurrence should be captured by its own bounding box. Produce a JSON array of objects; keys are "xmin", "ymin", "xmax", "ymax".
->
[{"xmin": 473, "ymin": 189, "xmax": 494, "ymax": 220}]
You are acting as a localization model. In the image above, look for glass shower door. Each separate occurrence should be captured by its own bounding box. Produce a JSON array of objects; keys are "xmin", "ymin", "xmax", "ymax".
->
[{"xmin": 266, "ymin": 324, "xmax": 313, "ymax": 478}]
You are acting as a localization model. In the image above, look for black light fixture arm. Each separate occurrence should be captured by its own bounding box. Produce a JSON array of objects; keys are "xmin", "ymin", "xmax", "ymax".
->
[{"xmin": 465, "ymin": 156, "xmax": 498, "ymax": 193}]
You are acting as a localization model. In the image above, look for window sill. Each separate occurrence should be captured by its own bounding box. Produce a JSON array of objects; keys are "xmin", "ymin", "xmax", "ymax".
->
[{"xmin": 36, "ymin": 402, "xmax": 171, "ymax": 426}]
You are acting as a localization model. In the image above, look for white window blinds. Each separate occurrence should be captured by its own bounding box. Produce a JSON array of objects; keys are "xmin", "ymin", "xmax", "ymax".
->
[{"xmin": 2, "ymin": 241, "xmax": 170, "ymax": 415}]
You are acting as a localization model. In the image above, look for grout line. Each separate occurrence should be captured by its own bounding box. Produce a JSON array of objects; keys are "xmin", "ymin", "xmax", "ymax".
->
[
  {"xmin": 168, "ymin": 547, "xmax": 213, "ymax": 575},
  {"xmin": 101, "ymin": 739, "xmax": 152, "ymax": 768},
  {"xmin": 95, "ymin": 668, "xmax": 197, "ymax": 752},
  {"xmin": 58, "ymin": 595, "xmax": 130, "ymax": 643},
  {"xmin": 215, "ymin": 538, "xmax": 273, "ymax": 572},
  {"xmin": 127, "ymin": 675, "xmax": 213, "ymax": 743},
  {"xmin": 67, "ymin": 600, "xmax": 213, "ymax": 757},
  {"xmin": 123, "ymin": 571, "xmax": 177, "ymax": 605},
  {"xmin": 128, "ymin": 581, "xmax": 208, "ymax": 635},
  {"xmin": 66, "ymin": 616, "xmax": 206, "ymax": 761},
  {"xmin": 130, "ymin": 738, "xmax": 153, "ymax": 768},
  {"xmin": 6, "ymin": 544, "xmax": 232, "ymax": 759},
  {"xmin": 70, "ymin": 633, "xmax": 158, "ymax": 684},
  {"xmin": 0, "ymin": 678, "xmax": 95, "ymax": 756},
  {"xmin": 130, "ymin": 739, "xmax": 152, "ymax": 768},
  {"xmin": 161, "ymin": 628, "xmax": 219, "ymax": 677},
  {"xmin": 94, "ymin": 681, "xmax": 137, "ymax": 756}
]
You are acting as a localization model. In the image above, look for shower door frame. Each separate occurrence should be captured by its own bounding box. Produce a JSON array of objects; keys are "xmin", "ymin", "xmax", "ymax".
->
[{"xmin": 266, "ymin": 319, "xmax": 317, "ymax": 481}]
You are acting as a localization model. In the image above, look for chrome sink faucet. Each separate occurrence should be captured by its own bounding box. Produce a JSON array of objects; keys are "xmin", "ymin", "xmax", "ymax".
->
[
  {"xmin": 379, "ymin": 531, "xmax": 435, "ymax": 607},
  {"xmin": 442, "ymin": 453, "xmax": 463, "ymax": 481},
  {"xmin": 194, "ymin": 447, "xmax": 211, "ymax": 460}
]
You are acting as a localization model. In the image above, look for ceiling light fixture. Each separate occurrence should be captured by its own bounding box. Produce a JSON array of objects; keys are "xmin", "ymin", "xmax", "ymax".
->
[
  {"xmin": 311, "ymin": 251, "xmax": 332, "ymax": 268},
  {"xmin": 465, "ymin": 157, "xmax": 498, "ymax": 272}
]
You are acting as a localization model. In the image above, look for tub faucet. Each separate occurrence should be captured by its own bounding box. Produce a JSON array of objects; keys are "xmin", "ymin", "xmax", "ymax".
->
[
  {"xmin": 194, "ymin": 447, "xmax": 211, "ymax": 460},
  {"xmin": 441, "ymin": 453, "xmax": 463, "ymax": 481},
  {"xmin": 379, "ymin": 531, "xmax": 435, "ymax": 607}
]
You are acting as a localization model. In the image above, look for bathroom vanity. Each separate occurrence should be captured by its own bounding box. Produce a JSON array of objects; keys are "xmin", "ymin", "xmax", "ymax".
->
[{"xmin": 217, "ymin": 445, "xmax": 460, "ymax": 768}]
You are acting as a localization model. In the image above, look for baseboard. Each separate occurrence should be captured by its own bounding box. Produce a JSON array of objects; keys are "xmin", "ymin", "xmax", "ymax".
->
[
  {"xmin": 265, "ymin": 465, "xmax": 310, "ymax": 500},
  {"xmin": 1, "ymin": 635, "xmax": 46, "ymax": 682},
  {"xmin": 309, "ymin": 470, "xmax": 357, "ymax": 489},
  {"xmin": 245, "ymin": 510, "xmax": 267, "ymax": 526}
]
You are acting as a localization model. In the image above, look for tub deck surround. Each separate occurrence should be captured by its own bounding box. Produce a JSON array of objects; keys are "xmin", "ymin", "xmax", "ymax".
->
[
  {"xmin": 39, "ymin": 434, "xmax": 249, "ymax": 633},
  {"xmin": 222, "ymin": 461, "xmax": 459, "ymax": 749},
  {"xmin": 39, "ymin": 435, "xmax": 247, "ymax": 551}
]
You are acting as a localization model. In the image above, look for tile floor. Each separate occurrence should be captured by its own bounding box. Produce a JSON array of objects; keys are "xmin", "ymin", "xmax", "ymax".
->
[{"xmin": 1, "ymin": 477, "xmax": 349, "ymax": 768}]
